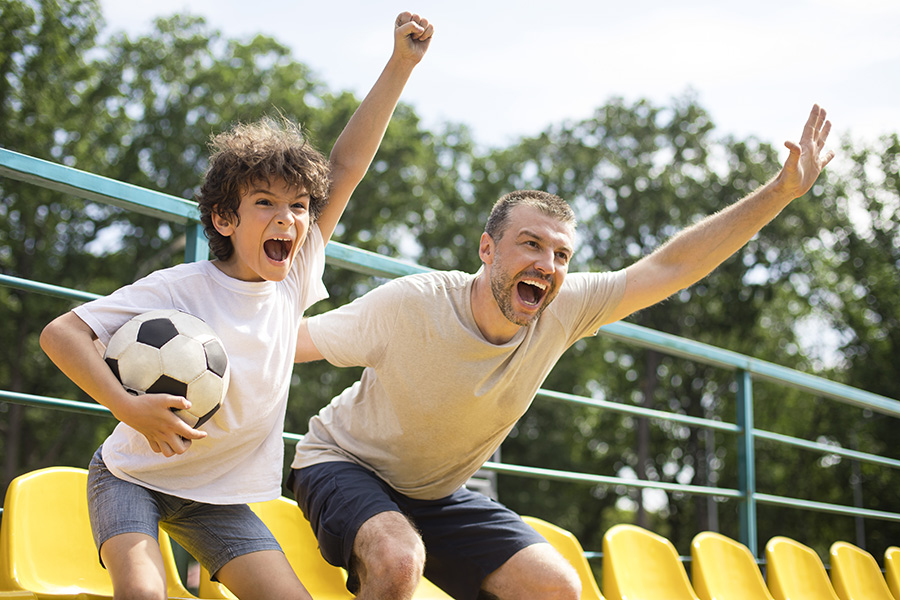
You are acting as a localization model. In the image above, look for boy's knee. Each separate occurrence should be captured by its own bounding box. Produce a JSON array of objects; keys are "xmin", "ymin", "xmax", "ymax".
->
[{"xmin": 113, "ymin": 582, "xmax": 168, "ymax": 600}]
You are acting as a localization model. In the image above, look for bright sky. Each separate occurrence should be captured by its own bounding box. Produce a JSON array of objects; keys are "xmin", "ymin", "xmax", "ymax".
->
[{"xmin": 98, "ymin": 0, "xmax": 900, "ymax": 153}]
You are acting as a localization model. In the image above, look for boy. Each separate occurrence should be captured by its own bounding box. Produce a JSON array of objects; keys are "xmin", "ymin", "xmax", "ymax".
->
[{"xmin": 40, "ymin": 12, "xmax": 433, "ymax": 600}]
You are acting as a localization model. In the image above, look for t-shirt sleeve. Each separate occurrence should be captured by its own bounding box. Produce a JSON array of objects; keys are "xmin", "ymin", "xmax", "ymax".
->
[
  {"xmin": 72, "ymin": 270, "xmax": 175, "ymax": 345},
  {"xmin": 306, "ymin": 278, "xmax": 404, "ymax": 369},
  {"xmin": 554, "ymin": 270, "xmax": 627, "ymax": 343},
  {"xmin": 294, "ymin": 223, "xmax": 329, "ymax": 312}
]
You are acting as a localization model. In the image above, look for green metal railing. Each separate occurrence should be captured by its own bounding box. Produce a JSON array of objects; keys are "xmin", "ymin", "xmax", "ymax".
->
[{"xmin": 3, "ymin": 147, "xmax": 899, "ymax": 559}]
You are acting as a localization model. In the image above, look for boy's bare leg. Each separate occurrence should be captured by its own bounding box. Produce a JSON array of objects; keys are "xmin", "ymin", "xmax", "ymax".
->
[
  {"xmin": 101, "ymin": 532, "xmax": 168, "ymax": 600},
  {"xmin": 353, "ymin": 511, "xmax": 426, "ymax": 600},
  {"xmin": 215, "ymin": 550, "xmax": 313, "ymax": 600},
  {"xmin": 479, "ymin": 543, "xmax": 581, "ymax": 600}
]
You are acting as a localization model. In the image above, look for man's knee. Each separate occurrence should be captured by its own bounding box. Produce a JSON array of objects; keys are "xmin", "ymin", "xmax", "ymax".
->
[{"xmin": 354, "ymin": 511, "xmax": 425, "ymax": 594}]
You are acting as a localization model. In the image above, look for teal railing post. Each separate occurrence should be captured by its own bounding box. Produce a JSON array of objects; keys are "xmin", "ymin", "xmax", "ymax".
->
[
  {"xmin": 184, "ymin": 221, "xmax": 209, "ymax": 263},
  {"xmin": 736, "ymin": 369, "xmax": 758, "ymax": 555}
]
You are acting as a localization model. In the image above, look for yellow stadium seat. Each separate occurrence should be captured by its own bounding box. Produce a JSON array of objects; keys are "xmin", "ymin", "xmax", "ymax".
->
[
  {"xmin": 0, "ymin": 466, "xmax": 197, "ymax": 600},
  {"xmin": 197, "ymin": 496, "xmax": 353, "ymax": 599},
  {"xmin": 829, "ymin": 541, "xmax": 894, "ymax": 600},
  {"xmin": 602, "ymin": 523, "xmax": 699, "ymax": 600},
  {"xmin": 765, "ymin": 536, "xmax": 840, "ymax": 600},
  {"xmin": 522, "ymin": 516, "xmax": 604, "ymax": 599},
  {"xmin": 884, "ymin": 547, "xmax": 900, "ymax": 600},
  {"xmin": 691, "ymin": 531, "xmax": 774, "ymax": 600}
]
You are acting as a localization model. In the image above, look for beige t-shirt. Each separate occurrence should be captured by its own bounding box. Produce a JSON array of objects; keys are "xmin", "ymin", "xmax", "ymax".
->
[{"xmin": 292, "ymin": 268, "xmax": 626, "ymax": 500}]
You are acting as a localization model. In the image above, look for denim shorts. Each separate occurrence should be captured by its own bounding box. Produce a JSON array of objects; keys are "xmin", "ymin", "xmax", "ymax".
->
[
  {"xmin": 88, "ymin": 447, "xmax": 282, "ymax": 579},
  {"xmin": 290, "ymin": 462, "xmax": 546, "ymax": 600}
]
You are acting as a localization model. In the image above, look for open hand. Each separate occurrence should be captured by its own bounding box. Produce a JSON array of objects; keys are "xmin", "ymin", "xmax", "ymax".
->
[{"xmin": 779, "ymin": 104, "xmax": 835, "ymax": 199}]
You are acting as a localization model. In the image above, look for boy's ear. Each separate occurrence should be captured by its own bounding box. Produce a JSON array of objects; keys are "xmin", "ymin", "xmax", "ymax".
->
[{"xmin": 211, "ymin": 208, "xmax": 235, "ymax": 237}]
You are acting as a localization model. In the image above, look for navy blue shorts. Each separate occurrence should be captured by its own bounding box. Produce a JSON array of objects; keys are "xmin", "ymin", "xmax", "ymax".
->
[{"xmin": 290, "ymin": 462, "xmax": 546, "ymax": 600}]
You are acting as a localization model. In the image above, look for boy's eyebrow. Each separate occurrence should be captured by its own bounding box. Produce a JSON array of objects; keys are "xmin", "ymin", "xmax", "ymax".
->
[{"xmin": 246, "ymin": 186, "xmax": 311, "ymax": 199}]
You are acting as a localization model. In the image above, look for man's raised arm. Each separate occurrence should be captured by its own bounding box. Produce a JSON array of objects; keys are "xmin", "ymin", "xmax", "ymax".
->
[{"xmin": 606, "ymin": 104, "xmax": 834, "ymax": 324}]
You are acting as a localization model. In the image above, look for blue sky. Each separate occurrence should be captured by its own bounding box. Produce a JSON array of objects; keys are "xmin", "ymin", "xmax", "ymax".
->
[{"xmin": 99, "ymin": 0, "xmax": 899, "ymax": 155}]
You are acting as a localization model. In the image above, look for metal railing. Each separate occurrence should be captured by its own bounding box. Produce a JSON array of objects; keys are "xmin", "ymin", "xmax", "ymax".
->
[{"xmin": 3, "ymin": 147, "xmax": 899, "ymax": 559}]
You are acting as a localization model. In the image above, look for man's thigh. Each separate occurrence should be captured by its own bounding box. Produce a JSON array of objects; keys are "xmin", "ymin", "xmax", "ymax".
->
[
  {"xmin": 291, "ymin": 462, "xmax": 401, "ymax": 569},
  {"xmin": 402, "ymin": 488, "xmax": 546, "ymax": 600}
]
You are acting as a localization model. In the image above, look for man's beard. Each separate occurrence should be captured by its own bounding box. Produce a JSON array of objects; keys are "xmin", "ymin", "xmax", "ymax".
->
[{"xmin": 489, "ymin": 263, "xmax": 556, "ymax": 327}]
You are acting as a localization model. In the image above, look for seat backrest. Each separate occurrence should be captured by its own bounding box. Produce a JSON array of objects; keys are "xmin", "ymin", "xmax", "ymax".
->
[
  {"xmin": 691, "ymin": 531, "xmax": 774, "ymax": 600},
  {"xmin": 0, "ymin": 466, "xmax": 194, "ymax": 599},
  {"xmin": 884, "ymin": 547, "xmax": 900, "ymax": 600},
  {"xmin": 829, "ymin": 541, "xmax": 894, "ymax": 600},
  {"xmin": 251, "ymin": 497, "xmax": 354, "ymax": 599},
  {"xmin": 522, "ymin": 516, "xmax": 604, "ymax": 600},
  {"xmin": 602, "ymin": 524, "xmax": 699, "ymax": 600},
  {"xmin": 765, "ymin": 536, "xmax": 840, "ymax": 600}
]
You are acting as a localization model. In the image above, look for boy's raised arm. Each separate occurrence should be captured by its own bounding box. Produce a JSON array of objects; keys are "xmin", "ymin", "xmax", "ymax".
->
[{"xmin": 315, "ymin": 12, "xmax": 434, "ymax": 242}]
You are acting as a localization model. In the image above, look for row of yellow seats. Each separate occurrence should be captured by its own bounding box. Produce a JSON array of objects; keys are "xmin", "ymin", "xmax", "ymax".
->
[
  {"xmin": 0, "ymin": 467, "xmax": 602, "ymax": 600},
  {"xmin": 6, "ymin": 466, "xmax": 897, "ymax": 600},
  {"xmin": 602, "ymin": 523, "xmax": 900, "ymax": 600}
]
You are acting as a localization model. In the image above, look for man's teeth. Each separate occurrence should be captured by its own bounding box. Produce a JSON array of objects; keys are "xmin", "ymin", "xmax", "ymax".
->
[{"xmin": 523, "ymin": 280, "xmax": 547, "ymax": 290}]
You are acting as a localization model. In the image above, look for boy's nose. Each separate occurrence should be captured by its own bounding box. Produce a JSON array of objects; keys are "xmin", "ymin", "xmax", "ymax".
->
[{"xmin": 275, "ymin": 208, "xmax": 294, "ymax": 226}]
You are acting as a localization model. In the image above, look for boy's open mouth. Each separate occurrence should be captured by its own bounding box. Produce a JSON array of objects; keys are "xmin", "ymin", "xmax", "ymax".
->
[
  {"xmin": 517, "ymin": 279, "xmax": 548, "ymax": 307},
  {"xmin": 264, "ymin": 237, "xmax": 292, "ymax": 262}
]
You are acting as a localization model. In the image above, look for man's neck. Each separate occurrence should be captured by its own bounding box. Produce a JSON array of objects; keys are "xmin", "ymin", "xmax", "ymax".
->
[{"xmin": 470, "ymin": 271, "xmax": 521, "ymax": 345}]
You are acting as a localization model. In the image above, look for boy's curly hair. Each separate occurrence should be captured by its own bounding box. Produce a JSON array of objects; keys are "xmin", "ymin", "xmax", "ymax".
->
[{"xmin": 196, "ymin": 116, "xmax": 332, "ymax": 261}]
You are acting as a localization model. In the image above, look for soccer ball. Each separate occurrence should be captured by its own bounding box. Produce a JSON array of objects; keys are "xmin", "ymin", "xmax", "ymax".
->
[{"xmin": 103, "ymin": 309, "xmax": 230, "ymax": 428}]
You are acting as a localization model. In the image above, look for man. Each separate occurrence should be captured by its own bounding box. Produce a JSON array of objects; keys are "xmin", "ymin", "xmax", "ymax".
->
[{"xmin": 290, "ymin": 105, "xmax": 834, "ymax": 600}]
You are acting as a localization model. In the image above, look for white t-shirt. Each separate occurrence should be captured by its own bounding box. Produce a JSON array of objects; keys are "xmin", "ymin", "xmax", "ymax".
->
[
  {"xmin": 74, "ymin": 226, "xmax": 328, "ymax": 504},
  {"xmin": 292, "ymin": 268, "xmax": 626, "ymax": 500}
]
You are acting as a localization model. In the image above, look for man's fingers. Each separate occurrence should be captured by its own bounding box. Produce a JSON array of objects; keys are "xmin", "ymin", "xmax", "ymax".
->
[
  {"xmin": 800, "ymin": 104, "xmax": 823, "ymax": 144},
  {"xmin": 818, "ymin": 119, "xmax": 832, "ymax": 148}
]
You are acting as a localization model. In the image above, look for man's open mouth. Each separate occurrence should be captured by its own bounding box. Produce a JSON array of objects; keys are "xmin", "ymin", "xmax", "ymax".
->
[
  {"xmin": 264, "ymin": 237, "xmax": 292, "ymax": 262},
  {"xmin": 517, "ymin": 279, "xmax": 548, "ymax": 307}
]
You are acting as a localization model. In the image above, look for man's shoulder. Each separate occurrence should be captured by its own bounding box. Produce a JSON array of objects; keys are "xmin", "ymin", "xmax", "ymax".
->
[{"xmin": 379, "ymin": 269, "xmax": 469, "ymax": 292}]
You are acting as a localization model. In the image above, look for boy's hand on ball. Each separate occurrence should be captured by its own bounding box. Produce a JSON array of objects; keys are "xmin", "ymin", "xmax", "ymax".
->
[{"xmin": 116, "ymin": 392, "xmax": 207, "ymax": 456}]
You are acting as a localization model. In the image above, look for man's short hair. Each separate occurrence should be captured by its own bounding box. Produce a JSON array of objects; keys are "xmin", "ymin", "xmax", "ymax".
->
[
  {"xmin": 484, "ymin": 190, "xmax": 576, "ymax": 241},
  {"xmin": 196, "ymin": 116, "xmax": 332, "ymax": 261}
]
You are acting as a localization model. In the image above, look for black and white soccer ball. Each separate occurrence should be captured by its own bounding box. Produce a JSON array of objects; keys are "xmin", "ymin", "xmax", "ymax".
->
[{"xmin": 103, "ymin": 309, "xmax": 230, "ymax": 428}]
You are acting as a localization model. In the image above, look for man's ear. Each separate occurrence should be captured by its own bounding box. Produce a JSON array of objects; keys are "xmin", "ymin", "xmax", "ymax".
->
[
  {"xmin": 211, "ymin": 209, "xmax": 235, "ymax": 237},
  {"xmin": 478, "ymin": 232, "xmax": 495, "ymax": 265}
]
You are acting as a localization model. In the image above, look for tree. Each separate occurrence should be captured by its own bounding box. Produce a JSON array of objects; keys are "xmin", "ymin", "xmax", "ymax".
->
[{"xmin": 1, "ymin": 0, "xmax": 122, "ymax": 491}]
